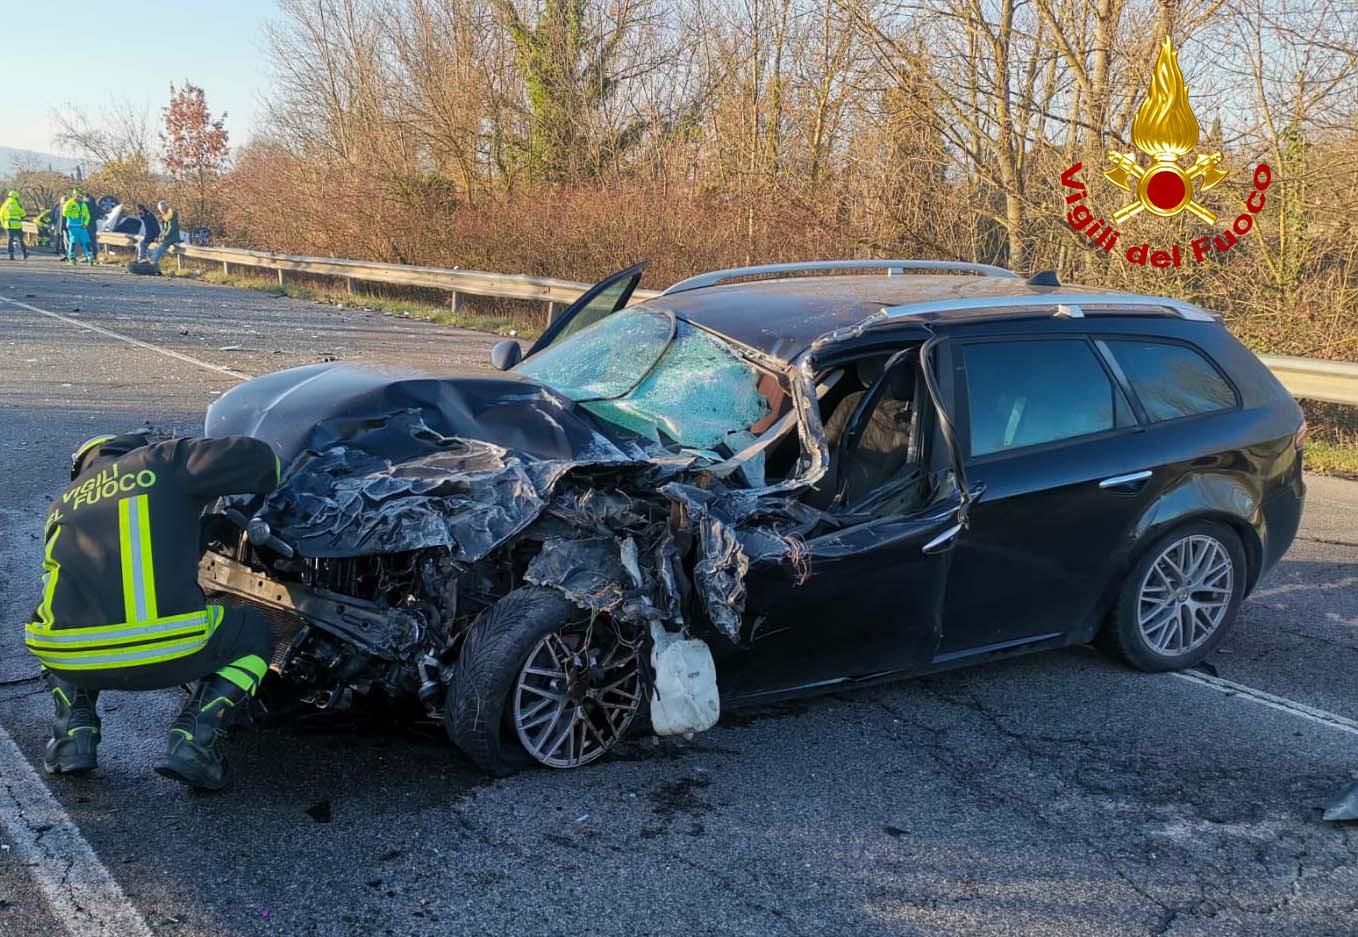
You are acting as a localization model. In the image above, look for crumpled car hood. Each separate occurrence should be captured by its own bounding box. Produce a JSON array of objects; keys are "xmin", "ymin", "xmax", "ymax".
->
[
  {"xmin": 206, "ymin": 362, "xmax": 627, "ymax": 465},
  {"xmin": 207, "ymin": 363, "xmax": 683, "ymax": 560},
  {"xmin": 206, "ymin": 363, "xmax": 824, "ymax": 645}
]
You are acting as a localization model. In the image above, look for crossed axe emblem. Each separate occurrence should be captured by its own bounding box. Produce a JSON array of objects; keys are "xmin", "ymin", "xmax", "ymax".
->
[{"xmin": 1104, "ymin": 151, "xmax": 1228, "ymax": 225}]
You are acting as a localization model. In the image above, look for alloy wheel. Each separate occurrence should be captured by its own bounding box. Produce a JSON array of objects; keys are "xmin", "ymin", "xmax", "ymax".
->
[
  {"xmin": 1136, "ymin": 534, "xmax": 1234, "ymax": 657},
  {"xmin": 511, "ymin": 620, "xmax": 642, "ymax": 768}
]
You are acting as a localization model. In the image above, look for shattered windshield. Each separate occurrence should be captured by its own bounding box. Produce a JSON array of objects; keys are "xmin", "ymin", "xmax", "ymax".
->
[
  {"xmin": 517, "ymin": 306, "xmax": 770, "ymax": 452},
  {"xmin": 517, "ymin": 306, "xmax": 674, "ymax": 400}
]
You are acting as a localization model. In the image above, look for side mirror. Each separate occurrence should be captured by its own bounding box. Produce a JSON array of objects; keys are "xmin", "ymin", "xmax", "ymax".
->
[{"xmin": 489, "ymin": 339, "xmax": 523, "ymax": 371}]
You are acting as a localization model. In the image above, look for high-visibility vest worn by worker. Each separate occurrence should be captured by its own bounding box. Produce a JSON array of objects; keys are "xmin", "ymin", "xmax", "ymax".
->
[
  {"xmin": 0, "ymin": 194, "xmax": 25, "ymax": 230},
  {"xmin": 26, "ymin": 436, "xmax": 280, "ymax": 672},
  {"xmin": 62, "ymin": 197, "xmax": 90, "ymax": 227}
]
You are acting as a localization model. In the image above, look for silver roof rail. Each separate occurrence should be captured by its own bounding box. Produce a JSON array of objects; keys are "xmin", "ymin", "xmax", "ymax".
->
[
  {"xmin": 876, "ymin": 292, "xmax": 1218, "ymax": 323},
  {"xmin": 663, "ymin": 259, "xmax": 1020, "ymax": 295}
]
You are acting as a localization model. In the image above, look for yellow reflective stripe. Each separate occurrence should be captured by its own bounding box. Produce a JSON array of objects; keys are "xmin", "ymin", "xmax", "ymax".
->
[
  {"xmin": 25, "ymin": 613, "xmax": 214, "ymax": 647},
  {"xmin": 29, "ymin": 628, "xmax": 208, "ymax": 658},
  {"xmin": 232, "ymin": 655, "xmax": 269, "ymax": 681},
  {"xmin": 25, "ymin": 608, "xmax": 215, "ymax": 641},
  {"xmin": 24, "ymin": 605, "xmax": 219, "ymax": 649},
  {"xmin": 136, "ymin": 496, "xmax": 158, "ymax": 620},
  {"xmin": 117, "ymin": 494, "xmax": 158, "ymax": 623},
  {"xmin": 118, "ymin": 498, "xmax": 136, "ymax": 622},
  {"xmin": 37, "ymin": 527, "xmax": 62, "ymax": 629},
  {"xmin": 217, "ymin": 667, "xmax": 256, "ymax": 694},
  {"xmin": 31, "ymin": 635, "xmax": 211, "ymax": 670}
]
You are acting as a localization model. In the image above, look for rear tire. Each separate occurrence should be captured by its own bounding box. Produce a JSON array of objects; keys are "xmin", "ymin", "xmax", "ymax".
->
[
  {"xmin": 1101, "ymin": 520, "xmax": 1246, "ymax": 672},
  {"xmin": 446, "ymin": 587, "xmax": 642, "ymax": 775}
]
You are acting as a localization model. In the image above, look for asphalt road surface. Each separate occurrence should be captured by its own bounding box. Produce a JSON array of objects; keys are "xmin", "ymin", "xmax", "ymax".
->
[{"xmin": 1, "ymin": 255, "xmax": 1355, "ymax": 937}]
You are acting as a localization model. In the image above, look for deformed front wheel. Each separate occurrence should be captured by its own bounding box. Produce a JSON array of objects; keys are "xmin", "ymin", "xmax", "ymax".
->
[{"xmin": 446, "ymin": 587, "xmax": 643, "ymax": 775}]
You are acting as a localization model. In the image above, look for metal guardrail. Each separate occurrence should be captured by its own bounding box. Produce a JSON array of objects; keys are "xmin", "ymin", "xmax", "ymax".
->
[
  {"xmin": 94, "ymin": 231, "xmax": 661, "ymax": 313},
  {"xmin": 80, "ymin": 232, "xmax": 1358, "ymax": 407},
  {"xmin": 1257, "ymin": 355, "xmax": 1358, "ymax": 407}
]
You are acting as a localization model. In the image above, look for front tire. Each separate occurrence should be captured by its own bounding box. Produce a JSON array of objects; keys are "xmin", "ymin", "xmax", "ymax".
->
[
  {"xmin": 1102, "ymin": 521, "xmax": 1247, "ymax": 672},
  {"xmin": 446, "ymin": 587, "xmax": 643, "ymax": 775}
]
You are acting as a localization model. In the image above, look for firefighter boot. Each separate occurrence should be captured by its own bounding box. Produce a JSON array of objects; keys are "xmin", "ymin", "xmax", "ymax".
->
[
  {"xmin": 42, "ymin": 674, "xmax": 100, "ymax": 775},
  {"xmin": 154, "ymin": 674, "xmax": 249, "ymax": 791}
]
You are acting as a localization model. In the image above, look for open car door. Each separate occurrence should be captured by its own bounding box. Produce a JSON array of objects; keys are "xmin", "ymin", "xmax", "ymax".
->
[
  {"xmin": 526, "ymin": 261, "xmax": 649, "ymax": 357},
  {"xmin": 714, "ymin": 343, "xmax": 972, "ymax": 700}
]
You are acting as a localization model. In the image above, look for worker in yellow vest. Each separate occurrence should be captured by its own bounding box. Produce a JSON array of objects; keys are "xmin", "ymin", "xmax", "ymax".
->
[
  {"xmin": 62, "ymin": 189, "xmax": 93, "ymax": 266},
  {"xmin": 1, "ymin": 190, "xmax": 27, "ymax": 260}
]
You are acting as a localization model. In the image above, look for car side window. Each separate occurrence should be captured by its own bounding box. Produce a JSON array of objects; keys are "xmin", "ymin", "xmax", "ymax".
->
[
  {"xmin": 554, "ymin": 278, "xmax": 635, "ymax": 342},
  {"xmin": 962, "ymin": 339, "xmax": 1133, "ymax": 457},
  {"xmin": 1104, "ymin": 340, "xmax": 1236, "ymax": 422}
]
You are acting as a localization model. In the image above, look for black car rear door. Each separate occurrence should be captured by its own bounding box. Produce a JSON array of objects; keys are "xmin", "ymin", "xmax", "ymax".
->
[{"xmin": 935, "ymin": 328, "xmax": 1161, "ymax": 657}]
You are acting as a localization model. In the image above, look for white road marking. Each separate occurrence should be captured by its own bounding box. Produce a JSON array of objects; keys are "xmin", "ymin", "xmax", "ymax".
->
[
  {"xmin": 1173, "ymin": 669, "xmax": 1358, "ymax": 738},
  {"xmin": 0, "ymin": 724, "xmax": 154, "ymax": 937},
  {"xmin": 0, "ymin": 295, "xmax": 252, "ymax": 381}
]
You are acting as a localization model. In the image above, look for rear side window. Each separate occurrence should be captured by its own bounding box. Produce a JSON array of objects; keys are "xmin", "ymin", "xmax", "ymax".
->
[
  {"xmin": 963, "ymin": 339, "xmax": 1132, "ymax": 456},
  {"xmin": 1105, "ymin": 340, "xmax": 1236, "ymax": 422}
]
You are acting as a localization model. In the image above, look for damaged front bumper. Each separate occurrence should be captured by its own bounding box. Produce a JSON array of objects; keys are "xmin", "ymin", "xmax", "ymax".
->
[{"xmin": 199, "ymin": 553, "xmax": 414, "ymax": 661}]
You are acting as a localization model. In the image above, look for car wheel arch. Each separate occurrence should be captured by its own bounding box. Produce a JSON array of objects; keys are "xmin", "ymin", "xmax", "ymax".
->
[
  {"xmin": 1132, "ymin": 510, "xmax": 1263, "ymax": 595},
  {"xmin": 1089, "ymin": 509, "xmax": 1262, "ymax": 646},
  {"xmin": 1096, "ymin": 515, "xmax": 1253, "ymax": 670}
]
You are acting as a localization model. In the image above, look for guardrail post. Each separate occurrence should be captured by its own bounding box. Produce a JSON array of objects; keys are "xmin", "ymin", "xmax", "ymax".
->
[
  {"xmin": 346, "ymin": 277, "xmax": 354, "ymax": 294},
  {"xmin": 278, "ymin": 269, "xmax": 285, "ymax": 287},
  {"xmin": 449, "ymin": 290, "xmax": 462, "ymax": 316},
  {"xmin": 547, "ymin": 302, "xmax": 563, "ymax": 324},
  {"xmin": 223, "ymin": 261, "xmax": 230, "ymax": 276}
]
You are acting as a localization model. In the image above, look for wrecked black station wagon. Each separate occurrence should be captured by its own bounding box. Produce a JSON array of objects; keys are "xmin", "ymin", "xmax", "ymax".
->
[{"xmin": 200, "ymin": 260, "xmax": 1306, "ymax": 772}]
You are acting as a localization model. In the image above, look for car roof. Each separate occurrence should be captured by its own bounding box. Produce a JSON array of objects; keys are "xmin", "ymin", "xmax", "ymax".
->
[{"xmin": 641, "ymin": 274, "xmax": 1196, "ymax": 360}]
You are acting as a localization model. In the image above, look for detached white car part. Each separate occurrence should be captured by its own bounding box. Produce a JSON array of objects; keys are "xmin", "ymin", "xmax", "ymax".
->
[{"xmin": 649, "ymin": 623, "xmax": 720, "ymax": 737}]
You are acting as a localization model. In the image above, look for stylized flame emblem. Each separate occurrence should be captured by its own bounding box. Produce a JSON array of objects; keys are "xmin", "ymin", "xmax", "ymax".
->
[
  {"xmin": 1104, "ymin": 38, "xmax": 1228, "ymax": 223},
  {"xmin": 1132, "ymin": 39, "xmax": 1200, "ymax": 160}
]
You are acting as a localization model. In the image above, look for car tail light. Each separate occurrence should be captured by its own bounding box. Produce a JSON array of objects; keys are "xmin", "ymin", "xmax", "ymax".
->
[{"xmin": 1293, "ymin": 419, "xmax": 1308, "ymax": 453}]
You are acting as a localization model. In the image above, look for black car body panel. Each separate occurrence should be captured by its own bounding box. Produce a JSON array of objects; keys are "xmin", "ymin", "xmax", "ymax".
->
[
  {"xmin": 206, "ymin": 362, "xmax": 626, "ymax": 465},
  {"xmin": 197, "ymin": 265, "xmax": 1305, "ymax": 737}
]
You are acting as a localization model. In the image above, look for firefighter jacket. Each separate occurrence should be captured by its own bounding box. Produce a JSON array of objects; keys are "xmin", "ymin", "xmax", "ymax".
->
[
  {"xmin": 0, "ymin": 195, "xmax": 24, "ymax": 230},
  {"xmin": 26, "ymin": 437, "xmax": 281, "ymax": 672}
]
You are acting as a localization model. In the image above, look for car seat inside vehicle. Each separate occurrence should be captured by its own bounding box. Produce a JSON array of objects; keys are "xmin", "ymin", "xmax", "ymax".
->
[{"xmin": 807, "ymin": 354, "xmax": 920, "ymax": 509}]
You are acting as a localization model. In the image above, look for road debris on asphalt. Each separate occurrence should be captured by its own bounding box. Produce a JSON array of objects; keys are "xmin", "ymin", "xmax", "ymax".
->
[{"xmin": 1324, "ymin": 780, "xmax": 1358, "ymax": 822}]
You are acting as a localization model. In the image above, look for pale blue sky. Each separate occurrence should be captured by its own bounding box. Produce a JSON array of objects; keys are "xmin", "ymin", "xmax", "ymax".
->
[{"xmin": 2, "ymin": 1, "xmax": 276, "ymax": 156}]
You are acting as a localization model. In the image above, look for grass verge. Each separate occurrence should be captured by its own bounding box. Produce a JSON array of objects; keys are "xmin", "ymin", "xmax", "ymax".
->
[
  {"xmin": 1305, "ymin": 441, "xmax": 1358, "ymax": 479},
  {"xmin": 1300, "ymin": 399, "xmax": 1358, "ymax": 479},
  {"xmin": 164, "ymin": 265, "xmax": 542, "ymax": 339}
]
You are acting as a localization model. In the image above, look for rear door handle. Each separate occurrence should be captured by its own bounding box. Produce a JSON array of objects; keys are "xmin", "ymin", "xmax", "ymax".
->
[{"xmin": 1098, "ymin": 469, "xmax": 1152, "ymax": 491}]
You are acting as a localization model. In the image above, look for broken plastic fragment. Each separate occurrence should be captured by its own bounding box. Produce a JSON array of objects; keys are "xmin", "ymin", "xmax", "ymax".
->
[
  {"xmin": 648, "ymin": 623, "xmax": 719, "ymax": 737},
  {"xmin": 1324, "ymin": 780, "xmax": 1358, "ymax": 822}
]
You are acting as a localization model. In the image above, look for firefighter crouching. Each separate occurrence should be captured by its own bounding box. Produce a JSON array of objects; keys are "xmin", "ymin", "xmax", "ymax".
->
[{"xmin": 28, "ymin": 433, "xmax": 282, "ymax": 791}]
